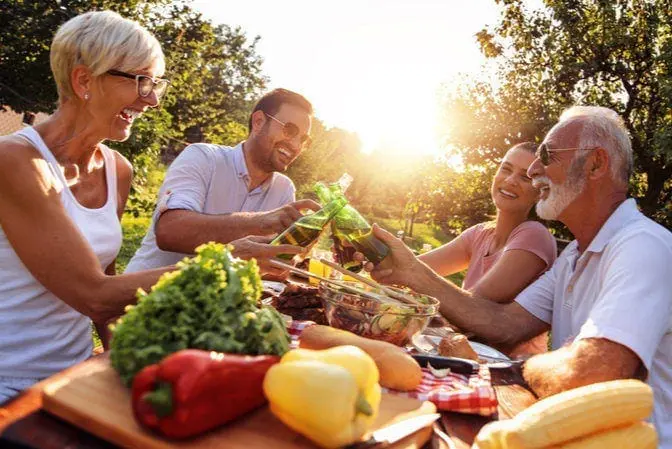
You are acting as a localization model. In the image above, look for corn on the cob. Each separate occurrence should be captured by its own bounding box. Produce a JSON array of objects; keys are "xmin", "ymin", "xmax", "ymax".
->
[
  {"xmin": 503, "ymin": 379, "xmax": 653, "ymax": 449},
  {"xmin": 550, "ymin": 421, "xmax": 657, "ymax": 449},
  {"xmin": 473, "ymin": 420, "xmax": 514, "ymax": 449}
]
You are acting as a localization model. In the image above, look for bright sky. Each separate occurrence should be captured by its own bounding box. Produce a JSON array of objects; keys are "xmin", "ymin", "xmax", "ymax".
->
[{"xmin": 192, "ymin": 0, "xmax": 504, "ymax": 157}]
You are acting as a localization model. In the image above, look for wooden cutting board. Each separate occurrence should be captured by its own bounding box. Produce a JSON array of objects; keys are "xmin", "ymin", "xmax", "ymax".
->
[{"xmin": 41, "ymin": 356, "xmax": 436, "ymax": 449}]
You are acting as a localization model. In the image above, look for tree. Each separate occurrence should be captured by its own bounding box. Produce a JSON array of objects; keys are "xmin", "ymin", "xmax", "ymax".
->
[
  {"xmin": 443, "ymin": 0, "xmax": 672, "ymax": 229},
  {"xmin": 286, "ymin": 119, "xmax": 364, "ymax": 198}
]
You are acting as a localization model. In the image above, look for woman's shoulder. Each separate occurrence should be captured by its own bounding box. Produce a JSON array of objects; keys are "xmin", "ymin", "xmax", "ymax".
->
[
  {"xmin": 507, "ymin": 220, "xmax": 558, "ymax": 261},
  {"xmin": 0, "ymin": 134, "xmax": 49, "ymax": 177},
  {"xmin": 460, "ymin": 221, "xmax": 494, "ymax": 247},
  {"xmin": 0, "ymin": 135, "xmax": 59, "ymax": 201},
  {"xmin": 511, "ymin": 220, "xmax": 554, "ymax": 238}
]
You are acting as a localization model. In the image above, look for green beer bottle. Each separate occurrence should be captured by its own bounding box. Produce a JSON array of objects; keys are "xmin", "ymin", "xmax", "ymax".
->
[
  {"xmin": 271, "ymin": 186, "xmax": 347, "ymax": 260},
  {"xmin": 321, "ymin": 174, "xmax": 389, "ymax": 265},
  {"xmin": 333, "ymin": 205, "xmax": 389, "ymax": 264}
]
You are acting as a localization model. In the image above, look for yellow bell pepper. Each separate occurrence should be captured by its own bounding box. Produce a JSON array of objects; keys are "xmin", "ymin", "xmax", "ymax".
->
[{"xmin": 263, "ymin": 345, "xmax": 382, "ymax": 448}]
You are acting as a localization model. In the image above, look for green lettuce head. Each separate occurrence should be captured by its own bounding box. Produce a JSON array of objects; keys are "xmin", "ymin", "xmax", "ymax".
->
[{"xmin": 110, "ymin": 242, "xmax": 289, "ymax": 386}]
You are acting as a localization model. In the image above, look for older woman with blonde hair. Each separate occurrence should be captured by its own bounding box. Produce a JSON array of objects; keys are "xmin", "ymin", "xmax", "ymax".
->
[{"xmin": 0, "ymin": 11, "xmax": 172, "ymax": 403}]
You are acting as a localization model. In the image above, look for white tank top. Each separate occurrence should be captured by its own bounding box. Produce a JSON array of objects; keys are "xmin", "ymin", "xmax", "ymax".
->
[{"xmin": 0, "ymin": 127, "xmax": 122, "ymax": 379}]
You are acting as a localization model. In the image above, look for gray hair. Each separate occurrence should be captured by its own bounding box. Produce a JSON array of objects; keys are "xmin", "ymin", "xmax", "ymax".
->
[
  {"xmin": 50, "ymin": 10, "xmax": 165, "ymax": 101},
  {"xmin": 558, "ymin": 106, "xmax": 633, "ymax": 187}
]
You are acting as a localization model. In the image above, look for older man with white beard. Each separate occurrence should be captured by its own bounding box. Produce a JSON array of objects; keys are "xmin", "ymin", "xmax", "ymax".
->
[{"xmin": 358, "ymin": 106, "xmax": 672, "ymax": 447}]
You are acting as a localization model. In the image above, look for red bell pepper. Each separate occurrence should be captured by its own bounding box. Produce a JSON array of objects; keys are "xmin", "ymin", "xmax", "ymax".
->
[{"xmin": 131, "ymin": 349, "xmax": 280, "ymax": 439}]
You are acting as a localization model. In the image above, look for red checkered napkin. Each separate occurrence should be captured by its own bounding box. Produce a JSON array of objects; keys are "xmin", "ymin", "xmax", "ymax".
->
[{"xmin": 287, "ymin": 321, "xmax": 499, "ymax": 416}]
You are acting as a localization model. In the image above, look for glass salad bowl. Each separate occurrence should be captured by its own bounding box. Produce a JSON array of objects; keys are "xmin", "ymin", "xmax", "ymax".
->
[{"xmin": 318, "ymin": 281, "xmax": 439, "ymax": 346}]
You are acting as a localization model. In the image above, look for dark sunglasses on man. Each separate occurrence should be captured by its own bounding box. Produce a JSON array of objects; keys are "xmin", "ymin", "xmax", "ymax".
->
[
  {"xmin": 536, "ymin": 143, "xmax": 598, "ymax": 166},
  {"xmin": 264, "ymin": 112, "xmax": 312, "ymax": 148},
  {"xmin": 107, "ymin": 69, "xmax": 170, "ymax": 100}
]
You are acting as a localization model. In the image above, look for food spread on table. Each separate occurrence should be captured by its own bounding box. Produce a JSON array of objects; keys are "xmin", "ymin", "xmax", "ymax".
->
[
  {"xmin": 88, "ymin": 181, "xmax": 658, "ymax": 448},
  {"xmin": 104, "ymin": 242, "xmax": 436, "ymax": 447}
]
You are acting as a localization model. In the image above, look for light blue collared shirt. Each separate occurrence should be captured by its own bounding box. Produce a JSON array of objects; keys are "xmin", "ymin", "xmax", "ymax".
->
[{"xmin": 126, "ymin": 142, "xmax": 295, "ymax": 272}]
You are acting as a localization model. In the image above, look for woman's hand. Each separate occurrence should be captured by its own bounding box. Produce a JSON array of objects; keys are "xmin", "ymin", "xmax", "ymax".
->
[{"xmin": 355, "ymin": 224, "xmax": 425, "ymax": 289}]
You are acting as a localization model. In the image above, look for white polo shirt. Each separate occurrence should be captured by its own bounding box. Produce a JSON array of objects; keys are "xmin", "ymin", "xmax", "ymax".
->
[
  {"xmin": 516, "ymin": 199, "xmax": 672, "ymax": 449},
  {"xmin": 125, "ymin": 143, "xmax": 296, "ymax": 272}
]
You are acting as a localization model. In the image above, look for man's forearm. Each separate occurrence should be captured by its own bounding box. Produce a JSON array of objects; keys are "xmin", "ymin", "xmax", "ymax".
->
[
  {"xmin": 407, "ymin": 261, "xmax": 525, "ymax": 349},
  {"xmin": 156, "ymin": 210, "xmax": 267, "ymax": 254},
  {"xmin": 522, "ymin": 348, "xmax": 575, "ymax": 398},
  {"xmin": 523, "ymin": 339, "xmax": 644, "ymax": 399}
]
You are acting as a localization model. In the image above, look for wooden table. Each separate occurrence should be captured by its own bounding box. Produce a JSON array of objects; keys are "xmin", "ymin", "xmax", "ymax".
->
[{"xmin": 0, "ymin": 357, "xmax": 535, "ymax": 449}]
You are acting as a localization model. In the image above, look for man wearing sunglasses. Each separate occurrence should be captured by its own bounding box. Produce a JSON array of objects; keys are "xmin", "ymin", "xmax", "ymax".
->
[
  {"xmin": 126, "ymin": 88, "xmax": 319, "ymax": 277},
  {"xmin": 359, "ymin": 106, "xmax": 672, "ymax": 447}
]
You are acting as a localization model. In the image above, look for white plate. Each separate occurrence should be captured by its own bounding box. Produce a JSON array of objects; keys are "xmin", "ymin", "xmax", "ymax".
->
[
  {"xmin": 261, "ymin": 280, "xmax": 286, "ymax": 295},
  {"xmin": 412, "ymin": 334, "xmax": 510, "ymax": 362}
]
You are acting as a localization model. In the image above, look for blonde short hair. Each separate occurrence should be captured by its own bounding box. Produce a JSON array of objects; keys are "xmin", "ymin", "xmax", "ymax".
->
[{"xmin": 50, "ymin": 10, "xmax": 165, "ymax": 101}]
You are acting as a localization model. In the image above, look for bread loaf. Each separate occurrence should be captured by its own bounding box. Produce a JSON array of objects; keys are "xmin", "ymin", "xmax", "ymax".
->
[{"xmin": 299, "ymin": 325, "xmax": 422, "ymax": 391}]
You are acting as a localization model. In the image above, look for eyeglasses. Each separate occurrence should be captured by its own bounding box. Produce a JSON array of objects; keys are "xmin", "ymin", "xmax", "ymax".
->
[
  {"xmin": 536, "ymin": 143, "xmax": 598, "ymax": 166},
  {"xmin": 264, "ymin": 112, "xmax": 312, "ymax": 147},
  {"xmin": 106, "ymin": 69, "xmax": 170, "ymax": 100}
]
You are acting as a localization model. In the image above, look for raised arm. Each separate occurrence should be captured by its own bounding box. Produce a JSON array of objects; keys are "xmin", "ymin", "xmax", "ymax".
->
[
  {"xmin": 155, "ymin": 199, "xmax": 320, "ymax": 254},
  {"xmin": 152, "ymin": 144, "xmax": 318, "ymax": 254},
  {"xmin": 368, "ymin": 225, "xmax": 549, "ymax": 350},
  {"xmin": 0, "ymin": 140, "xmax": 170, "ymax": 325}
]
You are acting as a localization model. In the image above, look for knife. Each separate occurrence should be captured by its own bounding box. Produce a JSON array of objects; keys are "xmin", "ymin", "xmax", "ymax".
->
[
  {"xmin": 411, "ymin": 354, "xmax": 479, "ymax": 375},
  {"xmin": 344, "ymin": 413, "xmax": 441, "ymax": 448}
]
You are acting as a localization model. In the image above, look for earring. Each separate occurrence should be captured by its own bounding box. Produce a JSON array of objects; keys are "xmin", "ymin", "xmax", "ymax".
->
[{"xmin": 84, "ymin": 92, "xmax": 90, "ymax": 101}]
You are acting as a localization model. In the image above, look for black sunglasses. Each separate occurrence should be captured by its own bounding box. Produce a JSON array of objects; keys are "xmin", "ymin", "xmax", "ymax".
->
[
  {"xmin": 536, "ymin": 143, "xmax": 598, "ymax": 166},
  {"xmin": 264, "ymin": 112, "xmax": 312, "ymax": 147},
  {"xmin": 106, "ymin": 69, "xmax": 170, "ymax": 99}
]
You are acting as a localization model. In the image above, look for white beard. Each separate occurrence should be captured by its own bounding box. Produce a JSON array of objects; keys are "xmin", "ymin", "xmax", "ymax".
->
[{"xmin": 535, "ymin": 175, "xmax": 586, "ymax": 220}]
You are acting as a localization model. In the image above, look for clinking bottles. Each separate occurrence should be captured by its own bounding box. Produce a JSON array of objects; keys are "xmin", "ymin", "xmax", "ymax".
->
[
  {"xmin": 317, "ymin": 174, "xmax": 390, "ymax": 266},
  {"xmin": 271, "ymin": 185, "xmax": 348, "ymax": 260},
  {"xmin": 333, "ymin": 205, "xmax": 389, "ymax": 265}
]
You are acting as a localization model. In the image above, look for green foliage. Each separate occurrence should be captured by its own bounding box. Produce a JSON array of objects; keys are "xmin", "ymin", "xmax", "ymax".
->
[
  {"xmin": 442, "ymin": 0, "xmax": 672, "ymax": 229},
  {"xmin": 286, "ymin": 120, "xmax": 365, "ymax": 198},
  {"xmin": 125, "ymin": 155, "xmax": 167, "ymax": 218},
  {"xmin": 117, "ymin": 215, "xmax": 151, "ymax": 272},
  {"xmin": 110, "ymin": 242, "xmax": 290, "ymax": 386}
]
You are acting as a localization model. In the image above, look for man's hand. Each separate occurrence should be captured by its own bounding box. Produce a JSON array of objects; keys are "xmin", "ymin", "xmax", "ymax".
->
[
  {"xmin": 229, "ymin": 235, "xmax": 302, "ymax": 279},
  {"xmin": 257, "ymin": 199, "xmax": 322, "ymax": 235},
  {"xmin": 355, "ymin": 224, "xmax": 424, "ymax": 288}
]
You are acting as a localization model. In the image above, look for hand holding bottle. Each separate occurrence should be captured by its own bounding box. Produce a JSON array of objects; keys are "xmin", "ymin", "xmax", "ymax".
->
[
  {"xmin": 354, "ymin": 224, "xmax": 426, "ymax": 289},
  {"xmin": 258, "ymin": 199, "xmax": 322, "ymax": 235}
]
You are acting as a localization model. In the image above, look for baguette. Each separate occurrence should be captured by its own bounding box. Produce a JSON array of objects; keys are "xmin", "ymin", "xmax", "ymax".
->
[{"xmin": 299, "ymin": 325, "xmax": 422, "ymax": 391}]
